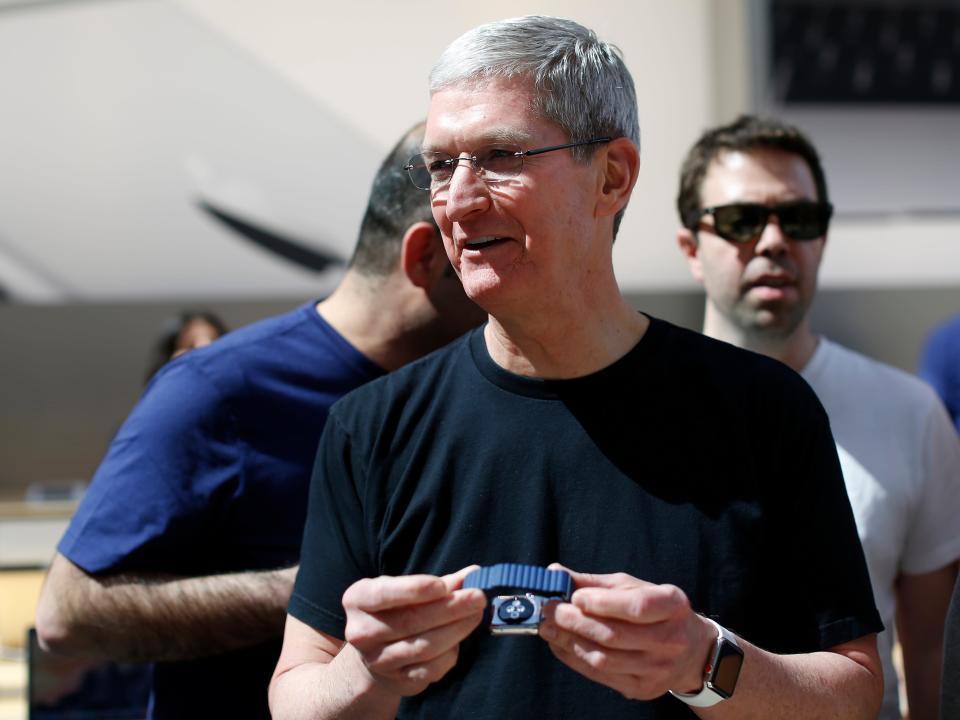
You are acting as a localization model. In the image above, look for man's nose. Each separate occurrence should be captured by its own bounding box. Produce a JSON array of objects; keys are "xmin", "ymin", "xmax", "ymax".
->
[
  {"xmin": 754, "ymin": 215, "xmax": 789, "ymax": 257},
  {"xmin": 444, "ymin": 154, "xmax": 490, "ymax": 222}
]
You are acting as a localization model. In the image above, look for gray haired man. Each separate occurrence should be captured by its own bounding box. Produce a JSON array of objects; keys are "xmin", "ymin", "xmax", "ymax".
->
[{"xmin": 271, "ymin": 17, "xmax": 883, "ymax": 719}]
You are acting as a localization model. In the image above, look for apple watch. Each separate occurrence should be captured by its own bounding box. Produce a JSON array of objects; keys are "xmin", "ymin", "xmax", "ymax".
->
[
  {"xmin": 669, "ymin": 617, "xmax": 744, "ymax": 707},
  {"xmin": 463, "ymin": 563, "xmax": 573, "ymax": 636}
]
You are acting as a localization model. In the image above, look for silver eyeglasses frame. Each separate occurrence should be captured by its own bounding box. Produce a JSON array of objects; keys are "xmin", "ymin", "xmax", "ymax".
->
[{"xmin": 404, "ymin": 137, "xmax": 612, "ymax": 191}]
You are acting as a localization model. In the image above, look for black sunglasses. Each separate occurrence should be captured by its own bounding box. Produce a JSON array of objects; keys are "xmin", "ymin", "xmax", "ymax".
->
[{"xmin": 688, "ymin": 201, "xmax": 833, "ymax": 244}]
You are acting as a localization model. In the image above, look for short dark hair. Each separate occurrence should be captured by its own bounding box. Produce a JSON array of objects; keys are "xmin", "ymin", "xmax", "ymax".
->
[
  {"xmin": 676, "ymin": 114, "xmax": 829, "ymax": 231},
  {"xmin": 348, "ymin": 122, "xmax": 436, "ymax": 276}
]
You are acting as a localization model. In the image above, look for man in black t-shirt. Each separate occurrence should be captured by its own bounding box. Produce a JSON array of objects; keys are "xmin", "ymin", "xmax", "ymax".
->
[{"xmin": 269, "ymin": 16, "xmax": 884, "ymax": 720}]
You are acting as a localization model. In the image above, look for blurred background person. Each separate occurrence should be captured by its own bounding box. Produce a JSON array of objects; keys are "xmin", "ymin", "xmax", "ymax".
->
[
  {"xmin": 919, "ymin": 315, "xmax": 960, "ymax": 434},
  {"xmin": 676, "ymin": 114, "xmax": 960, "ymax": 720},
  {"xmin": 144, "ymin": 310, "xmax": 229, "ymax": 382}
]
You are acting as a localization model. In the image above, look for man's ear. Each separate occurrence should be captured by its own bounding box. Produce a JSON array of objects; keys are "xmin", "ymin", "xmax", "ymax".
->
[
  {"xmin": 400, "ymin": 221, "xmax": 444, "ymax": 290},
  {"xmin": 677, "ymin": 227, "xmax": 705, "ymax": 283},
  {"xmin": 596, "ymin": 137, "xmax": 640, "ymax": 219}
]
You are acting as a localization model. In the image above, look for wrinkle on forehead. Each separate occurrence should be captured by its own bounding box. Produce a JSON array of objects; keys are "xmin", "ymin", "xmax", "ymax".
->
[
  {"xmin": 421, "ymin": 125, "xmax": 532, "ymax": 154},
  {"xmin": 423, "ymin": 79, "xmax": 548, "ymax": 153}
]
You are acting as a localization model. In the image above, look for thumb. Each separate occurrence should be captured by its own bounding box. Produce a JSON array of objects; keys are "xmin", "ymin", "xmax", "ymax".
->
[{"xmin": 442, "ymin": 564, "xmax": 481, "ymax": 593}]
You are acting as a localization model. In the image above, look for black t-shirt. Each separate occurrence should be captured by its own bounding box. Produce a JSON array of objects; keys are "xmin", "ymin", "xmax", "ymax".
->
[{"xmin": 291, "ymin": 317, "xmax": 882, "ymax": 719}]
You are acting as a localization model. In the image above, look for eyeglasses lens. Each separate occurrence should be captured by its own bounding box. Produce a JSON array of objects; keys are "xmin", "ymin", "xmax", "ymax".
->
[{"xmin": 405, "ymin": 146, "xmax": 523, "ymax": 191}]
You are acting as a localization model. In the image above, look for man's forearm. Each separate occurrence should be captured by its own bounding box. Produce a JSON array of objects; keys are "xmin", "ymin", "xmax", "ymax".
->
[
  {"xmin": 699, "ymin": 637, "xmax": 882, "ymax": 720},
  {"xmin": 896, "ymin": 562, "xmax": 958, "ymax": 720},
  {"xmin": 269, "ymin": 643, "xmax": 401, "ymax": 720},
  {"xmin": 36, "ymin": 553, "xmax": 296, "ymax": 662}
]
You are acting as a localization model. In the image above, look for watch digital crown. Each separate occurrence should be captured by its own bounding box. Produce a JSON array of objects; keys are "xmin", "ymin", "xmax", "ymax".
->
[{"xmin": 463, "ymin": 563, "xmax": 573, "ymax": 636}]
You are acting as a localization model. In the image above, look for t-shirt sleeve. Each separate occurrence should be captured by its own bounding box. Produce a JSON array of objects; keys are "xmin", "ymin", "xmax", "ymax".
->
[
  {"xmin": 768, "ymin": 377, "xmax": 884, "ymax": 652},
  {"xmin": 58, "ymin": 360, "xmax": 241, "ymax": 573},
  {"xmin": 900, "ymin": 398, "xmax": 960, "ymax": 575},
  {"xmin": 288, "ymin": 410, "xmax": 375, "ymax": 640}
]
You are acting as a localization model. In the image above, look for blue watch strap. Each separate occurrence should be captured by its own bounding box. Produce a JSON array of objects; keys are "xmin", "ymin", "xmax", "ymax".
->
[{"xmin": 463, "ymin": 563, "xmax": 573, "ymax": 599}]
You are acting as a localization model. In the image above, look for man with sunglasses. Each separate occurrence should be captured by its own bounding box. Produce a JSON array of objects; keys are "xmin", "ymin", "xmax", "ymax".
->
[
  {"xmin": 272, "ymin": 18, "xmax": 884, "ymax": 720},
  {"xmin": 676, "ymin": 114, "xmax": 960, "ymax": 720}
]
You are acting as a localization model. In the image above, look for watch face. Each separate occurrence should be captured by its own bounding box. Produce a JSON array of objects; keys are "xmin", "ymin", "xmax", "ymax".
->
[{"xmin": 708, "ymin": 641, "xmax": 744, "ymax": 698}]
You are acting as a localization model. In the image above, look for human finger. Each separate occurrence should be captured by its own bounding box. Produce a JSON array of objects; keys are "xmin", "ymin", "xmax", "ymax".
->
[
  {"xmin": 542, "ymin": 600, "xmax": 664, "ymax": 651},
  {"xmin": 395, "ymin": 645, "xmax": 461, "ymax": 690},
  {"xmin": 571, "ymin": 583, "xmax": 690, "ymax": 625},
  {"xmin": 546, "ymin": 641, "xmax": 663, "ymax": 701},
  {"xmin": 366, "ymin": 612, "xmax": 485, "ymax": 671},
  {"xmin": 343, "ymin": 574, "xmax": 450, "ymax": 614},
  {"xmin": 346, "ymin": 587, "xmax": 485, "ymax": 649},
  {"xmin": 560, "ymin": 567, "xmax": 658, "ymax": 592},
  {"xmin": 441, "ymin": 564, "xmax": 481, "ymax": 593}
]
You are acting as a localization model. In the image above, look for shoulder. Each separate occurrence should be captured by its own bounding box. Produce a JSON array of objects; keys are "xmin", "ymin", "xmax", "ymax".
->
[
  {"xmin": 150, "ymin": 302, "xmax": 329, "ymax": 394},
  {"xmin": 920, "ymin": 316, "xmax": 960, "ymax": 379},
  {"xmin": 816, "ymin": 339, "xmax": 945, "ymax": 414},
  {"xmin": 649, "ymin": 317, "xmax": 814, "ymax": 402},
  {"xmin": 925, "ymin": 315, "xmax": 960, "ymax": 352},
  {"xmin": 187, "ymin": 302, "xmax": 321, "ymax": 371},
  {"xmin": 328, "ymin": 331, "xmax": 473, "ymax": 425}
]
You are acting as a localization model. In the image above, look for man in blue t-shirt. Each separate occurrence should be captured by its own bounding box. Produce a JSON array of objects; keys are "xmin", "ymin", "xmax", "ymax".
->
[{"xmin": 33, "ymin": 122, "xmax": 485, "ymax": 719}]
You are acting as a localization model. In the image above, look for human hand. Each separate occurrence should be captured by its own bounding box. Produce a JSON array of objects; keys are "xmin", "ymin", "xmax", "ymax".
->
[
  {"xmin": 538, "ymin": 566, "xmax": 713, "ymax": 701},
  {"xmin": 342, "ymin": 565, "xmax": 486, "ymax": 697}
]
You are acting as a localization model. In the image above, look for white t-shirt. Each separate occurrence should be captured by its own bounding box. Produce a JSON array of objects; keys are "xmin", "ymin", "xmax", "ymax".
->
[{"xmin": 802, "ymin": 337, "xmax": 960, "ymax": 720}]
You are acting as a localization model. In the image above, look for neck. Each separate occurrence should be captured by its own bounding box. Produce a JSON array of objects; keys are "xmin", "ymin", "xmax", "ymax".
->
[
  {"xmin": 702, "ymin": 302, "xmax": 819, "ymax": 372},
  {"xmin": 484, "ymin": 284, "xmax": 648, "ymax": 379},
  {"xmin": 317, "ymin": 270, "xmax": 437, "ymax": 371}
]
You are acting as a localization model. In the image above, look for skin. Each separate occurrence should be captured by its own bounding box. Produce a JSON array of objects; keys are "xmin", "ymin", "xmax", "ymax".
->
[
  {"xmin": 424, "ymin": 78, "xmax": 647, "ymax": 379},
  {"xmin": 34, "ymin": 557, "xmax": 296, "ymax": 662},
  {"xmin": 270, "ymin": 79, "xmax": 882, "ymax": 720},
  {"xmin": 678, "ymin": 147, "xmax": 955, "ymax": 719},
  {"xmin": 896, "ymin": 563, "xmax": 959, "ymax": 720},
  {"xmin": 171, "ymin": 318, "xmax": 222, "ymax": 359}
]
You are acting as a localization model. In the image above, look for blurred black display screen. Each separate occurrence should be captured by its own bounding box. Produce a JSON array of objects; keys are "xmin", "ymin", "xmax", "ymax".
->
[
  {"xmin": 770, "ymin": 0, "xmax": 960, "ymax": 103},
  {"xmin": 27, "ymin": 629, "xmax": 150, "ymax": 720}
]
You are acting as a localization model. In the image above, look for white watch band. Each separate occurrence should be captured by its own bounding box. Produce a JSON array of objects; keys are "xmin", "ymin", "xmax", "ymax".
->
[{"xmin": 668, "ymin": 618, "xmax": 740, "ymax": 708}]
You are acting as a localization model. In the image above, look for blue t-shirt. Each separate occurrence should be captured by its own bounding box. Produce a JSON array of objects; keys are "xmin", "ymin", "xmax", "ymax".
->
[
  {"xmin": 58, "ymin": 301, "xmax": 384, "ymax": 719},
  {"xmin": 919, "ymin": 315, "xmax": 960, "ymax": 433}
]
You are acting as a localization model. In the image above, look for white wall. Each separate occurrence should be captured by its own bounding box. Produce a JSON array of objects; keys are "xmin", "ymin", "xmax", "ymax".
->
[
  {"xmin": 175, "ymin": 0, "xmax": 717, "ymax": 291},
  {"xmin": 3, "ymin": 0, "xmax": 953, "ymax": 297},
  {"xmin": 174, "ymin": 0, "xmax": 960, "ymax": 290}
]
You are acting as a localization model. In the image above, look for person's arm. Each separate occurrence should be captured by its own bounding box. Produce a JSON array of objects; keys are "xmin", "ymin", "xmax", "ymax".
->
[
  {"xmin": 269, "ymin": 567, "xmax": 485, "ymax": 720},
  {"xmin": 896, "ymin": 561, "xmax": 959, "ymax": 720},
  {"xmin": 539, "ymin": 568, "xmax": 883, "ymax": 719},
  {"xmin": 35, "ymin": 551, "xmax": 296, "ymax": 662}
]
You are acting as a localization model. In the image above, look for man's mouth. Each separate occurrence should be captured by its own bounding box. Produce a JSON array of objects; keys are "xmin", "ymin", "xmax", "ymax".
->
[
  {"xmin": 463, "ymin": 236, "xmax": 510, "ymax": 251},
  {"xmin": 746, "ymin": 274, "xmax": 792, "ymax": 290}
]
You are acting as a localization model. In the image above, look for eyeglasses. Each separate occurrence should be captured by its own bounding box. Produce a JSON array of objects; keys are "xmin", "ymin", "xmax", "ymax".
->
[
  {"xmin": 404, "ymin": 137, "xmax": 612, "ymax": 191},
  {"xmin": 688, "ymin": 201, "xmax": 833, "ymax": 244}
]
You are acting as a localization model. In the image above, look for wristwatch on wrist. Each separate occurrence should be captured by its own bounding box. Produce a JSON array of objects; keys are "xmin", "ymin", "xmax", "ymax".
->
[
  {"xmin": 462, "ymin": 563, "xmax": 573, "ymax": 636},
  {"xmin": 669, "ymin": 617, "xmax": 744, "ymax": 707}
]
